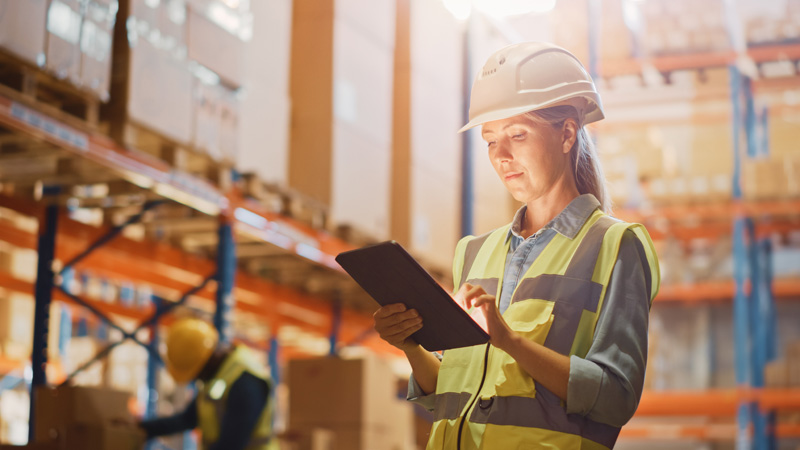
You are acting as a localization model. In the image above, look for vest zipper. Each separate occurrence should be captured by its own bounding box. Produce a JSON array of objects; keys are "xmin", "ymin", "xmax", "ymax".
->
[{"xmin": 456, "ymin": 343, "xmax": 491, "ymax": 450}]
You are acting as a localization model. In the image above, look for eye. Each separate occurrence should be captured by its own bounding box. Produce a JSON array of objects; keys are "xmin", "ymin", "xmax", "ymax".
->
[
  {"xmin": 511, "ymin": 132, "xmax": 526, "ymax": 140},
  {"xmin": 486, "ymin": 141, "xmax": 497, "ymax": 149}
]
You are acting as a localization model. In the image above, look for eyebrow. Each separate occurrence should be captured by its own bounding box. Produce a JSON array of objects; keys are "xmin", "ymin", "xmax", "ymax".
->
[{"xmin": 482, "ymin": 122, "xmax": 523, "ymax": 137}]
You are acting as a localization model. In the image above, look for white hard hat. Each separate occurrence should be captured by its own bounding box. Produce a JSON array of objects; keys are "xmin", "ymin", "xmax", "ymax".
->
[{"xmin": 459, "ymin": 42, "xmax": 604, "ymax": 133}]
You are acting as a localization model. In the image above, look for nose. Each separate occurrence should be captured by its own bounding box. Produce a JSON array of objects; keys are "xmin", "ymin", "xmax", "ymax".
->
[{"xmin": 491, "ymin": 138, "xmax": 513, "ymax": 163}]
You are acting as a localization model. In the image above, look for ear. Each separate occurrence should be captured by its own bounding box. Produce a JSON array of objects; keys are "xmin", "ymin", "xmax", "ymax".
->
[{"xmin": 561, "ymin": 119, "xmax": 578, "ymax": 154}]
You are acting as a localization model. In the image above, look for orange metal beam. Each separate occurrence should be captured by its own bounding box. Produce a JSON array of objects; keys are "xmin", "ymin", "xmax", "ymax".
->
[
  {"xmin": 636, "ymin": 389, "xmax": 800, "ymax": 417},
  {"xmin": 599, "ymin": 44, "xmax": 800, "ymax": 78}
]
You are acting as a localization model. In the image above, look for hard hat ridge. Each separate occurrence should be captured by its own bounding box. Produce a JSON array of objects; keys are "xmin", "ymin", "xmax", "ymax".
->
[{"xmin": 459, "ymin": 41, "xmax": 605, "ymax": 133}]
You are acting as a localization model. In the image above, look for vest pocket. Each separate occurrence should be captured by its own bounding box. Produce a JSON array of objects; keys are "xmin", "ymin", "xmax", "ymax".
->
[{"xmin": 489, "ymin": 300, "xmax": 554, "ymax": 397}]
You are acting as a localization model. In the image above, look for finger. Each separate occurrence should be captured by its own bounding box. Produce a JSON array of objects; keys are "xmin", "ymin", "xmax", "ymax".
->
[
  {"xmin": 373, "ymin": 303, "xmax": 407, "ymax": 319},
  {"xmin": 382, "ymin": 321, "xmax": 424, "ymax": 343},
  {"xmin": 463, "ymin": 285, "xmax": 488, "ymax": 303},
  {"xmin": 374, "ymin": 308, "xmax": 419, "ymax": 329},
  {"xmin": 471, "ymin": 294, "xmax": 496, "ymax": 309},
  {"xmin": 375, "ymin": 317, "xmax": 422, "ymax": 337}
]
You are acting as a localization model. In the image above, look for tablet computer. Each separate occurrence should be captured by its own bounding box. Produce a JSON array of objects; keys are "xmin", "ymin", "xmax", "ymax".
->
[{"xmin": 335, "ymin": 241, "xmax": 490, "ymax": 351}]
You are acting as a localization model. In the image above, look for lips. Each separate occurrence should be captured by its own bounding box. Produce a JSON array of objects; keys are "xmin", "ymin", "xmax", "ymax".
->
[{"xmin": 504, "ymin": 172, "xmax": 522, "ymax": 181}]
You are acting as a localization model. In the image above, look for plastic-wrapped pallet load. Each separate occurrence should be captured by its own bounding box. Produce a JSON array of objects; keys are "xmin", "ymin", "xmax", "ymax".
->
[
  {"xmin": 0, "ymin": 0, "xmax": 49, "ymax": 67},
  {"xmin": 45, "ymin": 0, "xmax": 84, "ymax": 83},
  {"xmin": 107, "ymin": 0, "xmax": 194, "ymax": 146},
  {"xmin": 79, "ymin": 0, "xmax": 118, "ymax": 101},
  {"xmin": 185, "ymin": 0, "xmax": 251, "ymax": 89}
]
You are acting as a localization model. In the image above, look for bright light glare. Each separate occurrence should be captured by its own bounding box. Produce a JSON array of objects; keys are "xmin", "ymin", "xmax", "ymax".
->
[
  {"xmin": 442, "ymin": 0, "xmax": 472, "ymax": 20},
  {"xmin": 474, "ymin": 0, "xmax": 556, "ymax": 18}
]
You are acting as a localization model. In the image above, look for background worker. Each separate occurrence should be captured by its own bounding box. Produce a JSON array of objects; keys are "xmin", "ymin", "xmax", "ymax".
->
[
  {"xmin": 139, "ymin": 317, "xmax": 277, "ymax": 450},
  {"xmin": 373, "ymin": 41, "xmax": 660, "ymax": 449}
]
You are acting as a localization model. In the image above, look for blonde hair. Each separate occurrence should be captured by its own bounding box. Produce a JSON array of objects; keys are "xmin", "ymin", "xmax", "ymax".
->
[{"xmin": 523, "ymin": 106, "xmax": 611, "ymax": 213}]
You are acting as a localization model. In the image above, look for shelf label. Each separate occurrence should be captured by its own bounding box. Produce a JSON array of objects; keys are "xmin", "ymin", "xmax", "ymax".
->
[{"xmin": 10, "ymin": 102, "xmax": 89, "ymax": 152}]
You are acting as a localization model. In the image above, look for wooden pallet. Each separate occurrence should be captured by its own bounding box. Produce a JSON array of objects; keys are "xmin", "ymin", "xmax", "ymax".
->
[
  {"xmin": 0, "ymin": 50, "xmax": 100, "ymax": 127},
  {"xmin": 113, "ymin": 120, "xmax": 235, "ymax": 193}
]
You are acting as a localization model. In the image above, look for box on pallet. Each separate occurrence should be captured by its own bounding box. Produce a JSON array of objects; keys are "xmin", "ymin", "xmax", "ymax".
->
[
  {"xmin": 288, "ymin": 355, "xmax": 394, "ymax": 428},
  {"xmin": 0, "ymin": 0, "xmax": 49, "ymax": 66},
  {"xmin": 33, "ymin": 385, "xmax": 135, "ymax": 435}
]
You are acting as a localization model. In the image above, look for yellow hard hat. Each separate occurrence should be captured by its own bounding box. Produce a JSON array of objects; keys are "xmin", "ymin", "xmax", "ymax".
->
[
  {"xmin": 163, "ymin": 318, "xmax": 219, "ymax": 384},
  {"xmin": 459, "ymin": 42, "xmax": 604, "ymax": 132}
]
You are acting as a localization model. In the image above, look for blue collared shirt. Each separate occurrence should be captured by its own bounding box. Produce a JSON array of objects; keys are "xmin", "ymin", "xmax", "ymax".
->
[{"xmin": 408, "ymin": 194, "xmax": 652, "ymax": 428}]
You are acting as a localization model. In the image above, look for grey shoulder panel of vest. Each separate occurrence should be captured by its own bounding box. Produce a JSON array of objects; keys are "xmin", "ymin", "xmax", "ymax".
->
[
  {"xmin": 563, "ymin": 215, "xmax": 619, "ymax": 280},
  {"xmin": 460, "ymin": 230, "xmax": 495, "ymax": 288}
]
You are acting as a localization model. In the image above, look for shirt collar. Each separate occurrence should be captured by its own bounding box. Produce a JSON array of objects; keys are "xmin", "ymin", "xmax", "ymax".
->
[{"xmin": 506, "ymin": 194, "xmax": 601, "ymax": 242}]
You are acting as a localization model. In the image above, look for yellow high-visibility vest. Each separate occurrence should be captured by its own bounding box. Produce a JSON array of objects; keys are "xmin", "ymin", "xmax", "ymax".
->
[
  {"xmin": 427, "ymin": 209, "xmax": 660, "ymax": 450},
  {"xmin": 196, "ymin": 345, "xmax": 277, "ymax": 450}
]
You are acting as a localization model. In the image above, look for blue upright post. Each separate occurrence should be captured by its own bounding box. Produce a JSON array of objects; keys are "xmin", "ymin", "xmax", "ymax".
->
[
  {"xmin": 214, "ymin": 219, "xmax": 236, "ymax": 343},
  {"xmin": 459, "ymin": 16, "xmax": 473, "ymax": 238},
  {"xmin": 29, "ymin": 199, "xmax": 59, "ymax": 442},
  {"xmin": 145, "ymin": 302, "xmax": 160, "ymax": 450},
  {"xmin": 729, "ymin": 64, "xmax": 753, "ymax": 450}
]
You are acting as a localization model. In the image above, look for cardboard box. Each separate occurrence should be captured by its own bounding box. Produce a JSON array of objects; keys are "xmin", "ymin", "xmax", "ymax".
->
[
  {"xmin": 0, "ymin": 0, "xmax": 49, "ymax": 66},
  {"xmin": 79, "ymin": 0, "xmax": 118, "ymax": 101},
  {"xmin": 287, "ymin": 355, "xmax": 397, "ymax": 429},
  {"xmin": 55, "ymin": 423, "xmax": 146, "ymax": 450},
  {"xmin": 33, "ymin": 385, "xmax": 134, "ymax": 443},
  {"xmin": 45, "ymin": 0, "xmax": 84, "ymax": 83},
  {"xmin": 289, "ymin": 0, "xmax": 395, "ymax": 240},
  {"xmin": 0, "ymin": 293, "xmax": 35, "ymax": 360}
]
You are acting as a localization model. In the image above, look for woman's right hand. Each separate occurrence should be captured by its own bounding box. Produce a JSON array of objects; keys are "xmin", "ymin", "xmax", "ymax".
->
[{"xmin": 373, "ymin": 303, "xmax": 423, "ymax": 352}]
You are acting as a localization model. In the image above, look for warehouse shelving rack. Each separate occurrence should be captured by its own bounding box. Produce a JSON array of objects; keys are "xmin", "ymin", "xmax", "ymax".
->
[
  {"xmin": 570, "ymin": 1, "xmax": 800, "ymax": 446},
  {"xmin": 0, "ymin": 74, "xmax": 402, "ymax": 447}
]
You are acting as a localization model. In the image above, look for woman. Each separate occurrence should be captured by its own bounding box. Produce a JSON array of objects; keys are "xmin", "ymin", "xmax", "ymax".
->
[{"xmin": 374, "ymin": 42, "xmax": 660, "ymax": 449}]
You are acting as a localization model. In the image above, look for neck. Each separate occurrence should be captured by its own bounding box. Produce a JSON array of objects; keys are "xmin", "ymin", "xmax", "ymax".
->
[{"xmin": 522, "ymin": 181, "xmax": 580, "ymax": 237}]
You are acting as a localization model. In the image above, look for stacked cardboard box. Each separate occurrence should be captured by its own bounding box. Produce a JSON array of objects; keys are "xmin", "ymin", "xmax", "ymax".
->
[
  {"xmin": 32, "ymin": 385, "xmax": 145, "ymax": 450},
  {"xmin": 0, "ymin": 0, "xmax": 49, "ymax": 67},
  {"xmin": 287, "ymin": 355, "xmax": 414, "ymax": 450},
  {"xmin": 0, "ymin": 292, "xmax": 34, "ymax": 361},
  {"xmin": 0, "ymin": 389, "xmax": 30, "ymax": 445},
  {"xmin": 765, "ymin": 340, "xmax": 800, "ymax": 388},
  {"xmin": 290, "ymin": 0, "xmax": 396, "ymax": 242},
  {"xmin": 642, "ymin": 0, "xmax": 730, "ymax": 55}
]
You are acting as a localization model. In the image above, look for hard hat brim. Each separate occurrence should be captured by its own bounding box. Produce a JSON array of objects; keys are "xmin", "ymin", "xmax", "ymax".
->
[{"xmin": 457, "ymin": 96, "xmax": 605, "ymax": 133}]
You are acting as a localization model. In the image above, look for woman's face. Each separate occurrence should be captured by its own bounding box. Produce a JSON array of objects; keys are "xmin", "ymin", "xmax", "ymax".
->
[{"xmin": 481, "ymin": 114, "xmax": 573, "ymax": 204}]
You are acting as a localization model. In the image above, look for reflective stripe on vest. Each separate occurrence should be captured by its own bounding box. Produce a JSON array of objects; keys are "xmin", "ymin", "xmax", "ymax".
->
[
  {"xmin": 196, "ymin": 346, "xmax": 276, "ymax": 450},
  {"xmin": 428, "ymin": 210, "xmax": 660, "ymax": 450}
]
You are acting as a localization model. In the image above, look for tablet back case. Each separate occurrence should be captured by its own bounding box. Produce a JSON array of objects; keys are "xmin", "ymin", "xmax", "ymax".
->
[{"xmin": 336, "ymin": 241, "xmax": 489, "ymax": 351}]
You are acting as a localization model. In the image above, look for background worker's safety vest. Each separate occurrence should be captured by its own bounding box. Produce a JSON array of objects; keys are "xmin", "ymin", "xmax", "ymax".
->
[
  {"xmin": 427, "ymin": 210, "xmax": 660, "ymax": 450},
  {"xmin": 197, "ymin": 345, "xmax": 277, "ymax": 450}
]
